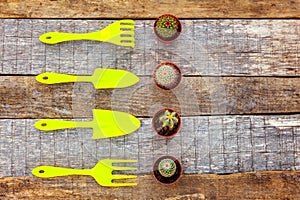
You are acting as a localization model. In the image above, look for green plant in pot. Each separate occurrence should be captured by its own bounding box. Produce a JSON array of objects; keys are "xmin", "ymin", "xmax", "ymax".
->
[
  {"xmin": 160, "ymin": 110, "xmax": 178, "ymax": 130},
  {"xmin": 152, "ymin": 108, "xmax": 181, "ymax": 138},
  {"xmin": 152, "ymin": 155, "xmax": 182, "ymax": 185},
  {"xmin": 153, "ymin": 62, "xmax": 182, "ymax": 91},
  {"xmin": 154, "ymin": 14, "xmax": 182, "ymax": 43},
  {"xmin": 158, "ymin": 158, "xmax": 177, "ymax": 177}
]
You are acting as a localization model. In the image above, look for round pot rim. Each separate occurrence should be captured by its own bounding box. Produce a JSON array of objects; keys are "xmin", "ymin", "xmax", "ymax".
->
[
  {"xmin": 153, "ymin": 14, "xmax": 182, "ymax": 44},
  {"xmin": 153, "ymin": 61, "xmax": 182, "ymax": 91},
  {"xmin": 152, "ymin": 155, "xmax": 183, "ymax": 185},
  {"xmin": 151, "ymin": 107, "xmax": 181, "ymax": 139}
]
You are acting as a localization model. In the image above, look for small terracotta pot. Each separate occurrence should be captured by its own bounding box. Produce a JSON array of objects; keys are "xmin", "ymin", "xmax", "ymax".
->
[
  {"xmin": 153, "ymin": 14, "xmax": 182, "ymax": 44},
  {"xmin": 152, "ymin": 155, "xmax": 182, "ymax": 185},
  {"xmin": 153, "ymin": 62, "xmax": 182, "ymax": 91},
  {"xmin": 152, "ymin": 108, "xmax": 181, "ymax": 138}
]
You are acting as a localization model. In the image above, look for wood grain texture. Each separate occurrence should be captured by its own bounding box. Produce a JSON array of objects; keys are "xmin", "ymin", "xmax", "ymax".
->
[
  {"xmin": 0, "ymin": 76, "xmax": 299, "ymax": 118},
  {"xmin": 0, "ymin": 0, "xmax": 299, "ymax": 19},
  {"xmin": 1, "ymin": 116, "xmax": 299, "ymax": 177},
  {"xmin": 1, "ymin": 172, "xmax": 300, "ymax": 199},
  {"xmin": 0, "ymin": 19, "xmax": 299, "ymax": 76},
  {"xmin": 0, "ymin": 18, "xmax": 300, "ymax": 199}
]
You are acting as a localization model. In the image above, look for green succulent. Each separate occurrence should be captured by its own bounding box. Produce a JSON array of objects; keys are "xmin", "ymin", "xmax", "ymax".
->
[
  {"xmin": 158, "ymin": 158, "xmax": 177, "ymax": 177},
  {"xmin": 159, "ymin": 110, "xmax": 179, "ymax": 130},
  {"xmin": 154, "ymin": 63, "xmax": 180, "ymax": 90},
  {"xmin": 155, "ymin": 15, "xmax": 179, "ymax": 38}
]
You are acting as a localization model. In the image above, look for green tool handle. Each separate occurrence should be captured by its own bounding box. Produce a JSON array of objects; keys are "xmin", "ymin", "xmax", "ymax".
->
[
  {"xmin": 39, "ymin": 31, "xmax": 103, "ymax": 44},
  {"xmin": 36, "ymin": 72, "xmax": 91, "ymax": 84},
  {"xmin": 32, "ymin": 166, "xmax": 91, "ymax": 178},
  {"xmin": 34, "ymin": 119, "xmax": 93, "ymax": 131}
]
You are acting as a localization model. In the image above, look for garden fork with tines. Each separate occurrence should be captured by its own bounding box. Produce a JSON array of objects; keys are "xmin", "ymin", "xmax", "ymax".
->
[
  {"xmin": 32, "ymin": 159, "xmax": 138, "ymax": 187},
  {"xmin": 39, "ymin": 19, "xmax": 135, "ymax": 48}
]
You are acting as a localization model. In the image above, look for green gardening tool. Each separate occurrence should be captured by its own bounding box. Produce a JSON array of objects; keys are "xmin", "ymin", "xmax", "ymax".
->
[
  {"xmin": 39, "ymin": 19, "xmax": 134, "ymax": 48},
  {"xmin": 36, "ymin": 68, "xmax": 139, "ymax": 89},
  {"xmin": 34, "ymin": 109, "xmax": 140, "ymax": 139},
  {"xmin": 32, "ymin": 159, "xmax": 137, "ymax": 187}
]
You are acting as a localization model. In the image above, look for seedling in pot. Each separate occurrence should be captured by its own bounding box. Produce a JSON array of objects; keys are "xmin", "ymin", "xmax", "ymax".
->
[
  {"xmin": 152, "ymin": 108, "xmax": 181, "ymax": 138},
  {"xmin": 154, "ymin": 14, "xmax": 182, "ymax": 44},
  {"xmin": 153, "ymin": 62, "xmax": 182, "ymax": 91},
  {"xmin": 152, "ymin": 155, "xmax": 182, "ymax": 185}
]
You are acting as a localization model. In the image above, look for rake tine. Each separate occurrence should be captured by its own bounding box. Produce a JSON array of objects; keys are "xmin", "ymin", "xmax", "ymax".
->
[
  {"xmin": 121, "ymin": 38, "xmax": 135, "ymax": 42},
  {"xmin": 112, "ymin": 174, "xmax": 137, "ymax": 180},
  {"xmin": 112, "ymin": 166, "xmax": 137, "ymax": 171},
  {"xmin": 120, "ymin": 30, "xmax": 134, "ymax": 35},
  {"xmin": 111, "ymin": 182, "xmax": 137, "ymax": 187},
  {"xmin": 120, "ymin": 26, "xmax": 134, "ymax": 30},
  {"xmin": 122, "ymin": 42, "xmax": 135, "ymax": 48},
  {"xmin": 121, "ymin": 40, "xmax": 135, "ymax": 45},
  {"xmin": 120, "ymin": 27, "xmax": 134, "ymax": 31},
  {"xmin": 121, "ymin": 34, "xmax": 134, "ymax": 38},
  {"xmin": 110, "ymin": 159, "xmax": 137, "ymax": 163},
  {"xmin": 120, "ymin": 20, "xmax": 134, "ymax": 26}
]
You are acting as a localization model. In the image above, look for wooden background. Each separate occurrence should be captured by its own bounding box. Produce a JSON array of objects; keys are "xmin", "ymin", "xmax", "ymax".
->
[{"xmin": 0, "ymin": 0, "xmax": 300, "ymax": 199}]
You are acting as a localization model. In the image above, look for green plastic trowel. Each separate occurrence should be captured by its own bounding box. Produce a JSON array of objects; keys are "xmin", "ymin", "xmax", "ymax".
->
[
  {"xmin": 36, "ymin": 68, "xmax": 139, "ymax": 89},
  {"xmin": 34, "ymin": 109, "xmax": 140, "ymax": 139}
]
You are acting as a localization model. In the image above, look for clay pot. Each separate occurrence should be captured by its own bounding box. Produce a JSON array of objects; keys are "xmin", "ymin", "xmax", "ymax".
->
[
  {"xmin": 152, "ymin": 155, "xmax": 182, "ymax": 185},
  {"xmin": 153, "ymin": 62, "xmax": 182, "ymax": 91},
  {"xmin": 152, "ymin": 108, "xmax": 181, "ymax": 138},
  {"xmin": 154, "ymin": 14, "xmax": 182, "ymax": 44}
]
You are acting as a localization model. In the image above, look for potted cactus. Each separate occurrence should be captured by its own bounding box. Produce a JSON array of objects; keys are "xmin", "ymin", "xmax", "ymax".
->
[
  {"xmin": 153, "ymin": 62, "xmax": 182, "ymax": 91},
  {"xmin": 152, "ymin": 155, "xmax": 182, "ymax": 185},
  {"xmin": 154, "ymin": 14, "xmax": 182, "ymax": 44},
  {"xmin": 152, "ymin": 108, "xmax": 181, "ymax": 138}
]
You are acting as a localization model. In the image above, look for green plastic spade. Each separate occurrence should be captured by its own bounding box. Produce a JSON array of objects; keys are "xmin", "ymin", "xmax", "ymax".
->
[
  {"xmin": 34, "ymin": 109, "xmax": 140, "ymax": 139},
  {"xmin": 36, "ymin": 68, "xmax": 139, "ymax": 89}
]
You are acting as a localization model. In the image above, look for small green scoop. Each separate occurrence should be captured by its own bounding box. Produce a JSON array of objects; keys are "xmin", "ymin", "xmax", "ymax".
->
[
  {"xmin": 34, "ymin": 109, "xmax": 140, "ymax": 139},
  {"xmin": 36, "ymin": 68, "xmax": 139, "ymax": 89}
]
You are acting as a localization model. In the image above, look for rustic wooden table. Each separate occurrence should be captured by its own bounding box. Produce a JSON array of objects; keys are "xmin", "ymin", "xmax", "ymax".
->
[{"xmin": 0, "ymin": 0, "xmax": 300, "ymax": 199}]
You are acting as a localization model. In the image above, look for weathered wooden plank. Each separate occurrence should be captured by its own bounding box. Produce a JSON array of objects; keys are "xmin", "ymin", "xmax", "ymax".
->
[
  {"xmin": 0, "ymin": 19, "xmax": 299, "ymax": 76},
  {"xmin": 0, "ymin": 116, "xmax": 299, "ymax": 177},
  {"xmin": 0, "ymin": 76, "xmax": 299, "ymax": 118},
  {"xmin": 1, "ymin": 171, "xmax": 300, "ymax": 199},
  {"xmin": 0, "ymin": 76, "xmax": 75, "ymax": 118},
  {"xmin": 0, "ymin": 0, "xmax": 299, "ymax": 18}
]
